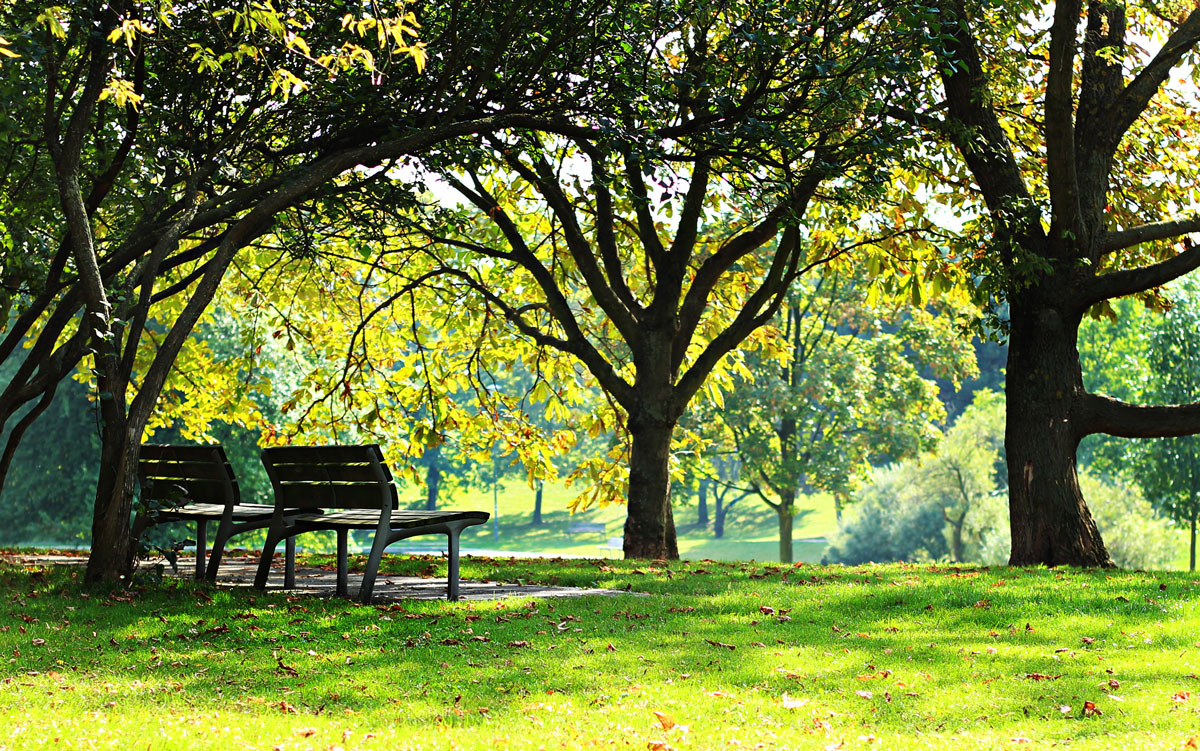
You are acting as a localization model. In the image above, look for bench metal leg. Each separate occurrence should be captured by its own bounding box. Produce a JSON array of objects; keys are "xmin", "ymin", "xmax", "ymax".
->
[
  {"xmin": 359, "ymin": 531, "xmax": 390, "ymax": 604},
  {"xmin": 284, "ymin": 536, "xmax": 296, "ymax": 590},
  {"xmin": 447, "ymin": 527, "xmax": 463, "ymax": 601},
  {"xmin": 254, "ymin": 530, "xmax": 282, "ymax": 590},
  {"xmin": 194, "ymin": 521, "xmax": 208, "ymax": 580},
  {"xmin": 336, "ymin": 529, "xmax": 349, "ymax": 597},
  {"xmin": 206, "ymin": 519, "xmax": 232, "ymax": 584}
]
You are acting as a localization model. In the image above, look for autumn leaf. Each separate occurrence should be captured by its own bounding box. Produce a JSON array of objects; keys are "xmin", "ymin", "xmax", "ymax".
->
[
  {"xmin": 1083, "ymin": 700, "xmax": 1102, "ymax": 717},
  {"xmin": 507, "ymin": 640, "xmax": 530, "ymax": 648},
  {"xmin": 855, "ymin": 690, "xmax": 874, "ymax": 699},
  {"xmin": 295, "ymin": 728, "xmax": 317, "ymax": 737},
  {"xmin": 1023, "ymin": 673, "xmax": 1062, "ymax": 681},
  {"xmin": 781, "ymin": 693, "xmax": 809, "ymax": 709},
  {"xmin": 706, "ymin": 640, "xmax": 736, "ymax": 650},
  {"xmin": 652, "ymin": 710, "xmax": 676, "ymax": 730}
]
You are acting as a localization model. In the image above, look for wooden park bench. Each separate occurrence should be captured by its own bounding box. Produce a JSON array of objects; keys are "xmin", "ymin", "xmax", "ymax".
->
[
  {"xmin": 253, "ymin": 444, "xmax": 489, "ymax": 602},
  {"xmin": 134, "ymin": 444, "xmax": 296, "ymax": 581}
]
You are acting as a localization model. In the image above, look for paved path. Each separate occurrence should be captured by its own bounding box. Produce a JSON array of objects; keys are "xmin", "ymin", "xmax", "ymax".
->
[{"xmin": 1, "ymin": 552, "xmax": 635, "ymax": 602}]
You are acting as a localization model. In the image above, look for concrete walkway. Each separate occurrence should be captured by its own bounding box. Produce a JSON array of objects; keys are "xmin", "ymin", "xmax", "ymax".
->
[{"xmin": 1, "ymin": 551, "xmax": 634, "ymax": 602}]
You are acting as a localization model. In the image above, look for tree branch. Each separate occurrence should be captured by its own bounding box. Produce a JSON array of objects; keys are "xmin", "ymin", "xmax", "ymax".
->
[
  {"xmin": 1078, "ymin": 239, "xmax": 1200, "ymax": 308},
  {"xmin": 1079, "ymin": 392, "xmax": 1200, "ymax": 439}
]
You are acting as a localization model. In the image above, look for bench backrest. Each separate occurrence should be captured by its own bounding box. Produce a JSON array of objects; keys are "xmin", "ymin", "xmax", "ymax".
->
[
  {"xmin": 261, "ymin": 444, "xmax": 398, "ymax": 510},
  {"xmin": 138, "ymin": 444, "xmax": 240, "ymax": 507}
]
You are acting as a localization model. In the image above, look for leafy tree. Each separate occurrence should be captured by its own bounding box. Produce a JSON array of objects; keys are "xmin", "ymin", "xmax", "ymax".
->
[
  {"xmin": 895, "ymin": 0, "xmax": 1200, "ymax": 565},
  {"xmin": 1135, "ymin": 277, "xmax": 1200, "ymax": 570},
  {"xmin": 0, "ymin": 0, "xmax": 633, "ymax": 580},
  {"xmin": 714, "ymin": 270, "xmax": 976, "ymax": 562},
  {"xmin": 348, "ymin": 0, "xmax": 937, "ymax": 558},
  {"xmin": 827, "ymin": 389, "xmax": 1008, "ymax": 565}
]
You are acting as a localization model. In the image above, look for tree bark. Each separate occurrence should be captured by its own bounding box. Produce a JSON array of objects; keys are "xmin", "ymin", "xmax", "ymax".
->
[
  {"xmin": 622, "ymin": 416, "xmax": 679, "ymax": 559},
  {"xmin": 697, "ymin": 478, "xmax": 709, "ymax": 526},
  {"xmin": 714, "ymin": 491, "xmax": 727, "ymax": 539},
  {"xmin": 85, "ymin": 404, "xmax": 138, "ymax": 583},
  {"xmin": 425, "ymin": 447, "xmax": 441, "ymax": 511},
  {"xmin": 1191, "ymin": 515, "xmax": 1196, "ymax": 573},
  {"xmin": 1005, "ymin": 291, "xmax": 1113, "ymax": 567},
  {"xmin": 776, "ymin": 500, "xmax": 794, "ymax": 564},
  {"xmin": 532, "ymin": 479, "xmax": 544, "ymax": 525}
]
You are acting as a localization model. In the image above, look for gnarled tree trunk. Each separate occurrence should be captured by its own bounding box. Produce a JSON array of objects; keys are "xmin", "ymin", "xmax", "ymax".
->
[{"xmin": 1005, "ymin": 290, "xmax": 1110, "ymax": 567}]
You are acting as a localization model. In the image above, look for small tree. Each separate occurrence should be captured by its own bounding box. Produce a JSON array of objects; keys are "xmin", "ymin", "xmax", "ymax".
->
[
  {"xmin": 1137, "ymin": 278, "xmax": 1200, "ymax": 570},
  {"xmin": 716, "ymin": 270, "xmax": 975, "ymax": 562}
]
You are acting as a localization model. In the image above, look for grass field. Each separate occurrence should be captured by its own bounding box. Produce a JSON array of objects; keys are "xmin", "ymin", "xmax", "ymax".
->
[
  {"xmin": 3, "ymin": 555, "xmax": 1200, "ymax": 750},
  {"xmin": 411, "ymin": 479, "xmax": 839, "ymax": 562}
]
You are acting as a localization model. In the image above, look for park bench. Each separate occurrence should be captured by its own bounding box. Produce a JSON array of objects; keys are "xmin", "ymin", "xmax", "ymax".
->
[
  {"xmin": 566, "ymin": 521, "xmax": 606, "ymax": 541},
  {"xmin": 134, "ymin": 444, "xmax": 296, "ymax": 581},
  {"xmin": 253, "ymin": 444, "xmax": 489, "ymax": 602}
]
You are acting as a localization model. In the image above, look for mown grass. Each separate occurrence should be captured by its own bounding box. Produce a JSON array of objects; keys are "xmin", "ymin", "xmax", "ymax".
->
[
  {"xmin": 412, "ymin": 479, "xmax": 840, "ymax": 562},
  {"xmin": 3, "ymin": 555, "xmax": 1200, "ymax": 750}
]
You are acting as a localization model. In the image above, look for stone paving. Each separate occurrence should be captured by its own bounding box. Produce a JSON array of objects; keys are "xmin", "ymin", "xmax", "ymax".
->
[{"xmin": 1, "ymin": 551, "xmax": 635, "ymax": 601}]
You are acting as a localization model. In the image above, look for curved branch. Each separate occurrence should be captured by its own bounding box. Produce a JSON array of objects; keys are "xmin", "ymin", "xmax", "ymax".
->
[
  {"xmin": 1098, "ymin": 216, "xmax": 1200, "ymax": 255},
  {"xmin": 1079, "ymin": 392, "xmax": 1200, "ymax": 439},
  {"xmin": 1078, "ymin": 239, "xmax": 1200, "ymax": 308},
  {"xmin": 1044, "ymin": 0, "xmax": 1083, "ymax": 239},
  {"xmin": 1106, "ymin": 9, "xmax": 1200, "ymax": 151}
]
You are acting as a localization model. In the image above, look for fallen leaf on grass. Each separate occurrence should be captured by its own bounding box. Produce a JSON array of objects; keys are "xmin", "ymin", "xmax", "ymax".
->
[
  {"xmin": 652, "ymin": 710, "xmax": 676, "ymax": 730},
  {"xmin": 507, "ymin": 640, "xmax": 530, "ymax": 648},
  {"xmin": 1024, "ymin": 673, "xmax": 1062, "ymax": 681},
  {"xmin": 706, "ymin": 640, "xmax": 736, "ymax": 650},
  {"xmin": 855, "ymin": 690, "xmax": 873, "ymax": 699},
  {"xmin": 1083, "ymin": 700, "xmax": 1102, "ymax": 717},
  {"xmin": 1174, "ymin": 691, "xmax": 1192, "ymax": 703},
  {"xmin": 781, "ymin": 693, "xmax": 809, "ymax": 709},
  {"xmin": 295, "ymin": 728, "xmax": 317, "ymax": 737}
]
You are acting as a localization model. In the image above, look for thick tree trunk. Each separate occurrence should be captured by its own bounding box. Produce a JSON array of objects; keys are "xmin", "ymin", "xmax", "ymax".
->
[
  {"xmin": 532, "ymin": 480, "xmax": 544, "ymax": 525},
  {"xmin": 1006, "ymin": 293, "xmax": 1113, "ymax": 567},
  {"xmin": 776, "ymin": 500, "xmax": 794, "ymax": 564},
  {"xmin": 622, "ymin": 417, "xmax": 679, "ymax": 559},
  {"xmin": 85, "ymin": 416, "xmax": 139, "ymax": 583},
  {"xmin": 697, "ymin": 478, "xmax": 709, "ymax": 526}
]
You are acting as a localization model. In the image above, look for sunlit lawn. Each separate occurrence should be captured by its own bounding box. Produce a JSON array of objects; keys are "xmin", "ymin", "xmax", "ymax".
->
[
  {"xmin": 3, "ymin": 555, "xmax": 1200, "ymax": 750},
  {"xmin": 433, "ymin": 479, "xmax": 839, "ymax": 562}
]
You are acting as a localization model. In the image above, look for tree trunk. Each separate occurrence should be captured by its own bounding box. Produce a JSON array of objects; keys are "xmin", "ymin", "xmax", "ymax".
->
[
  {"xmin": 833, "ymin": 493, "xmax": 844, "ymax": 523},
  {"xmin": 1191, "ymin": 515, "xmax": 1196, "ymax": 573},
  {"xmin": 532, "ymin": 479, "xmax": 544, "ymax": 525},
  {"xmin": 425, "ymin": 447, "xmax": 441, "ymax": 511},
  {"xmin": 777, "ymin": 499, "xmax": 794, "ymax": 564},
  {"xmin": 1006, "ymin": 293, "xmax": 1113, "ymax": 567},
  {"xmin": 697, "ymin": 478, "xmax": 709, "ymax": 526},
  {"xmin": 622, "ymin": 417, "xmax": 679, "ymax": 559},
  {"xmin": 85, "ymin": 413, "xmax": 139, "ymax": 583},
  {"xmin": 714, "ymin": 491, "xmax": 726, "ymax": 539},
  {"xmin": 948, "ymin": 511, "xmax": 966, "ymax": 563}
]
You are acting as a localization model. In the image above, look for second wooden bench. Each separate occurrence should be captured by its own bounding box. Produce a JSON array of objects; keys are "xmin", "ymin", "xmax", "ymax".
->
[{"xmin": 252, "ymin": 444, "xmax": 489, "ymax": 602}]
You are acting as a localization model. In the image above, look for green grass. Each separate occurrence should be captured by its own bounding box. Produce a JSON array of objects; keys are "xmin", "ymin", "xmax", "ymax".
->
[
  {"xmin": 4, "ymin": 556, "xmax": 1200, "ymax": 750},
  {"xmin": 424, "ymin": 479, "xmax": 839, "ymax": 562}
]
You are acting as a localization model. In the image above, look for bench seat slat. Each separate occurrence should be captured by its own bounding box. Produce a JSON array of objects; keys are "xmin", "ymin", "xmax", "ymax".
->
[
  {"xmin": 268, "ymin": 464, "xmax": 387, "ymax": 483},
  {"xmin": 150, "ymin": 502, "xmax": 283, "ymax": 521},
  {"xmin": 291, "ymin": 509, "xmax": 490, "ymax": 529},
  {"xmin": 266, "ymin": 445, "xmax": 384, "ymax": 464},
  {"xmin": 142, "ymin": 478, "xmax": 229, "ymax": 505},
  {"xmin": 139, "ymin": 460, "xmax": 233, "ymax": 482},
  {"xmin": 274, "ymin": 483, "xmax": 397, "ymax": 510}
]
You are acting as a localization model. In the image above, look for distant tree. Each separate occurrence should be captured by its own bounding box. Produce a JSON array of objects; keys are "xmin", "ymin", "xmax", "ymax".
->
[
  {"xmin": 1135, "ymin": 278, "xmax": 1200, "ymax": 570},
  {"xmin": 715, "ymin": 270, "xmax": 975, "ymax": 562}
]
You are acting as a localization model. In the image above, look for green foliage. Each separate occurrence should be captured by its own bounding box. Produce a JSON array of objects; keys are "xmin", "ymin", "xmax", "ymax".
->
[{"xmin": 1082, "ymin": 473, "xmax": 1177, "ymax": 571}]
